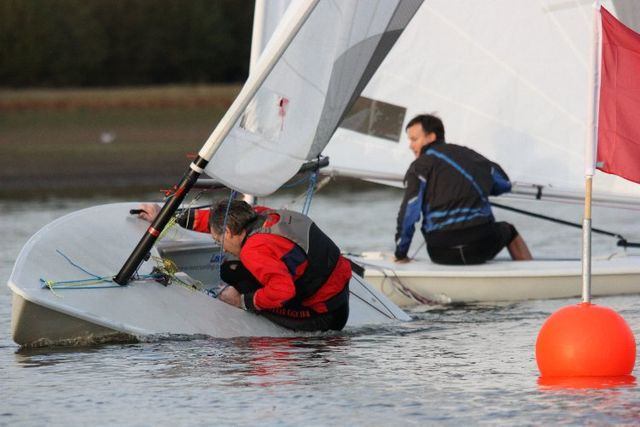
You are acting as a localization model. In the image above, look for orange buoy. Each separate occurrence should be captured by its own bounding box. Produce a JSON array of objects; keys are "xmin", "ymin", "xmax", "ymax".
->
[{"xmin": 536, "ymin": 302, "xmax": 636, "ymax": 378}]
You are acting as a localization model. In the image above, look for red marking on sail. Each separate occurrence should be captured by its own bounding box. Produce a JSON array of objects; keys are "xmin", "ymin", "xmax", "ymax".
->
[
  {"xmin": 597, "ymin": 8, "xmax": 640, "ymax": 184},
  {"xmin": 278, "ymin": 97, "xmax": 289, "ymax": 131}
]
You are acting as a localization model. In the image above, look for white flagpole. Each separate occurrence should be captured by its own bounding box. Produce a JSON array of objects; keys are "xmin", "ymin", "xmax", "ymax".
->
[{"xmin": 583, "ymin": 0, "xmax": 603, "ymax": 303}]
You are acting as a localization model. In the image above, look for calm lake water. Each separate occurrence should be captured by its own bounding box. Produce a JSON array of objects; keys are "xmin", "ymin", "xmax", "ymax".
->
[{"xmin": 2, "ymin": 186, "xmax": 640, "ymax": 426}]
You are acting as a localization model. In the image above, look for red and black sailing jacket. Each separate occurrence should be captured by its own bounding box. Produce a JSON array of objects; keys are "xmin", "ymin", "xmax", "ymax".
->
[{"xmin": 179, "ymin": 207, "xmax": 351, "ymax": 315}]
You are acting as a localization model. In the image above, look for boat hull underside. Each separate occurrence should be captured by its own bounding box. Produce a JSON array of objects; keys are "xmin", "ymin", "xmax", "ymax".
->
[{"xmin": 11, "ymin": 293, "xmax": 135, "ymax": 347}]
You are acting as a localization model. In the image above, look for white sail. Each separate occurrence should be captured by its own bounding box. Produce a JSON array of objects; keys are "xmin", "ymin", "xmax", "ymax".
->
[
  {"xmin": 323, "ymin": 0, "xmax": 640, "ymax": 206},
  {"xmin": 249, "ymin": 0, "xmax": 291, "ymax": 70},
  {"xmin": 203, "ymin": 0, "xmax": 423, "ymax": 196}
]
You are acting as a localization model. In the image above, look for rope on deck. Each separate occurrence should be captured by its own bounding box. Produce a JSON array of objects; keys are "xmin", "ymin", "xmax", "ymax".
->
[{"xmin": 40, "ymin": 249, "xmax": 201, "ymax": 297}]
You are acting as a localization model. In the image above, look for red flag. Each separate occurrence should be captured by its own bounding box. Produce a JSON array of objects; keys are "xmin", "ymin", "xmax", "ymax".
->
[{"xmin": 597, "ymin": 8, "xmax": 640, "ymax": 184}]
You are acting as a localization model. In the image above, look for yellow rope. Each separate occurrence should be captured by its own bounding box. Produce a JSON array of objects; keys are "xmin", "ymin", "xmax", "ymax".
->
[
  {"xmin": 150, "ymin": 255, "xmax": 202, "ymax": 291},
  {"xmin": 158, "ymin": 215, "xmax": 179, "ymax": 240},
  {"xmin": 44, "ymin": 280, "xmax": 62, "ymax": 298}
]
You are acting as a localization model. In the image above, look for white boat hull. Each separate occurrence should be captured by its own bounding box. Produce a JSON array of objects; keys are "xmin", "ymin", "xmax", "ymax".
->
[
  {"xmin": 8, "ymin": 203, "xmax": 409, "ymax": 347},
  {"xmin": 11, "ymin": 292, "xmax": 133, "ymax": 347},
  {"xmin": 352, "ymin": 252, "xmax": 640, "ymax": 306}
]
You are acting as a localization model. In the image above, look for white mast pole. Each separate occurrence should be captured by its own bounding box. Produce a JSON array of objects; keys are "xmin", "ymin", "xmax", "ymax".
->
[
  {"xmin": 583, "ymin": 0, "xmax": 603, "ymax": 303},
  {"xmin": 249, "ymin": 0, "xmax": 266, "ymax": 73},
  {"xmin": 243, "ymin": 0, "xmax": 267, "ymax": 206}
]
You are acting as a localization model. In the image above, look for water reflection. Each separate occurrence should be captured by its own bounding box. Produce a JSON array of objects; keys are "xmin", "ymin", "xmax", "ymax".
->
[
  {"xmin": 535, "ymin": 375, "xmax": 640, "ymax": 425},
  {"xmin": 538, "ymin": 375, "xmax": 636, "ymax": 390},
  {"xmin": 223, "ymin": 335, "xmax": 352, "ymax": 387},
  {"xmin": 14, "ymin": 345, "xmax": 113, "ymax": 368}
]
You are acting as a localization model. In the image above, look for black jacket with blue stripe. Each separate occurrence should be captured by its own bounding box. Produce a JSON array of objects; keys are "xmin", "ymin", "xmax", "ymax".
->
[{"xmin": 394, "ymin": 140, "xmax": 511, "ymax": 259}]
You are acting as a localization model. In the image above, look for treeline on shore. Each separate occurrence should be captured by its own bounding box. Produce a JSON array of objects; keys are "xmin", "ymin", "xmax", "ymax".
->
[{"xmin": 0, "ymin": 0, "xmax": 254, "ymax": 88}]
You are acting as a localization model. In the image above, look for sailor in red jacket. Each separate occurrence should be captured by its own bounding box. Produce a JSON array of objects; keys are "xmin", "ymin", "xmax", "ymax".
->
[{"xmin": 138, "ymin": 200, "xmax": 351, "ymax": 332}]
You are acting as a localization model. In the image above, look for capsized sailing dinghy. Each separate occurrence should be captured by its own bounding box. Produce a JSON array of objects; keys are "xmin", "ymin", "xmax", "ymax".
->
[
  {"xmin": 314, "ymin": 0, "xmax": 640, "ymax": 306},
  {"xmin": 8, "ymin": 203, "xmax": 409, "ymax": 347},
  {"xmin": 7, "ymin": 0, "xmax": 422, "ymax": 346}
]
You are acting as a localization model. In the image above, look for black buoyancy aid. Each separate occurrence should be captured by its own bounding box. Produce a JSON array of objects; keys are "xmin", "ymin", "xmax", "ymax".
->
[{"xmin": 246, "ymin": 209, "xmax": 341, "ymax": 302}]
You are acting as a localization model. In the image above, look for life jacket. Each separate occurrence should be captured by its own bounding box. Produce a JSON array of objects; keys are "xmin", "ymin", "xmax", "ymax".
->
[{"xmin": 245, "ymin": 209, "xmax": 346, "ymax": 310}]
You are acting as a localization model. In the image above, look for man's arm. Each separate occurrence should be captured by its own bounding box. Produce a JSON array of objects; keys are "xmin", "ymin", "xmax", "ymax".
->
[
  {"xmin": 394, "ymin": 167, "xmax": 425, "ymax": 261},
  {"xmin": 489, "ymin": 162, "xmax": 512, "ymax": 196},
  {"xmin": 136, "ymin": 204, "xmax": 210, "ymax": 233},
  {"xmin": 176, "ymin": 208, "xmax": 210, "ymax": 232},
  {"xmin": 179, "ymin": 204, "xmax": 271, "ymax": 233}
]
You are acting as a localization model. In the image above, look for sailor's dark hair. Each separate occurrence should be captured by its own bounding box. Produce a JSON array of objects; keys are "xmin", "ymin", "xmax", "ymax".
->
[
  {"xmin": 209, "ymin": 200, "xmax": 258, "ymax": 235},
  {"xmin": 406, "ymin": 114, "xmax": 445, "ymax": 141}
]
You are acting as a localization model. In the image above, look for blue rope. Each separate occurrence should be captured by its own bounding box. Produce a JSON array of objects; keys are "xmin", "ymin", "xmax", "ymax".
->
[
  {"xmin": 302, "ymin": 172, "xmax": 317, "ymax": 215},
  {"xmin": 41, "ymin": 249, "xmax": 165, "ymax": 290},
  {"xmin": 209, "ymin": 190, "xmax": 236, "ymax": 297},
  {"xmin": 54, "ymin": 249, "xmax": 104, "ymax": 280},
  {"xmin": 217, "ymin": 190, "xmax": 236, "ymax": 258},
  {"xmin": 40, "ymin": 281, "xmax": 117, "ymax": 289},
  {"xmin": 280, "ymin": 174, "xmax": 311, "ymax": 189}
]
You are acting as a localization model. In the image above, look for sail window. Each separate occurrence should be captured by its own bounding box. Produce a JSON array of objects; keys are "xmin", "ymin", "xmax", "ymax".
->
[
  {"xmin": 239, "ymin": 91, "xmax": 288, "ymax": 142},
  {"xmin": 340, "ymin": 96, "xmax": 406, "ymax": 142}
]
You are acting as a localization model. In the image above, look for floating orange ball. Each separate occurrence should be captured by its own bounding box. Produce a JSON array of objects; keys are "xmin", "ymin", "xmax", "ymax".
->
[{"xmin": 536, "ymin": 302, "xmax": 636, "ymax": 378}]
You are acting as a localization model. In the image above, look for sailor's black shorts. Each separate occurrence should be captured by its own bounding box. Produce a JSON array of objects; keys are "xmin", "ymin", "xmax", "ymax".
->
[{"xmin": 426, "ymin": 221, "xmax": 518, "ymax": 265}]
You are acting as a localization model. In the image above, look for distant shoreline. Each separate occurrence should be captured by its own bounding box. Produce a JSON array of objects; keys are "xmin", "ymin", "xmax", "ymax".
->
[
  {"xmin": 0, "ymin": 85, "xmax": 394, "ymax": 199},
  {"xmin": 1, "ymin": 85, "xmax": 242, "ymax": 197},
  {"xmin": 0, "ymin": 84, "xmax": 242, "ymax": 112}
]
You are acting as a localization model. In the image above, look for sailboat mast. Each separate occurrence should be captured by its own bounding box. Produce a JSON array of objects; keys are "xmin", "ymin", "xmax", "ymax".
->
[
  {"xmin": 114, "ymin": 0, "xmax": 320, "ymax": 286},
  {"xmin": 249, "ymin": 0, "xmax": 266, "ymax": 72},
  {"xmin": 243, "ymin": 0, "xmax": 267, "ymax": 206}
]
